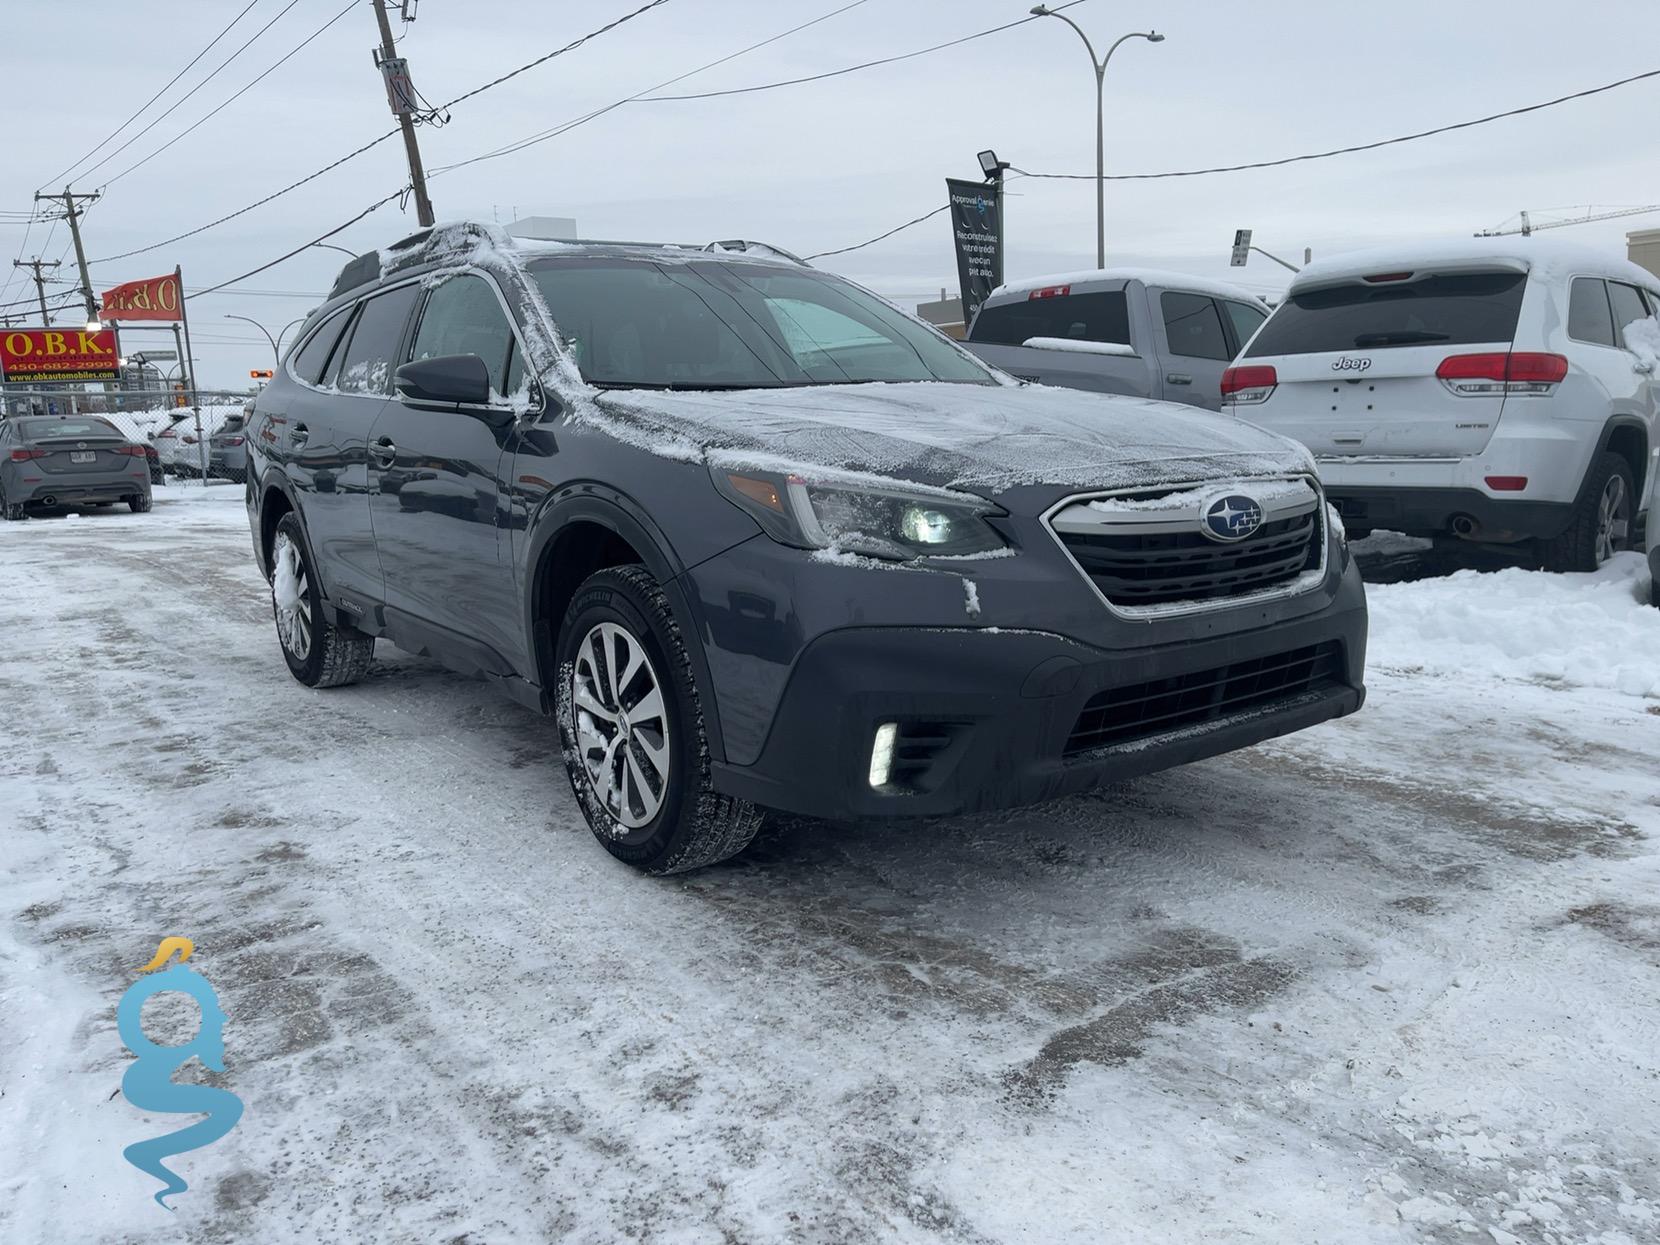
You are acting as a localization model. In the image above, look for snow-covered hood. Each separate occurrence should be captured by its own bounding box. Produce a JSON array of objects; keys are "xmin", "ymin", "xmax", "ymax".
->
[{"xmin": 586, "ymin": 381, "xmax": 1314, "ymax": 505}]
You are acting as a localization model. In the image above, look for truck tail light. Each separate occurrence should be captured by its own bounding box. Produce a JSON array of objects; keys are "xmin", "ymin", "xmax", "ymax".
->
[
  {"xmin": 1437, "ymin": 352, "xmax": 1567, "ymax": 396},
  {"xmin": 1220, "ymin": 364, "xmax": 1278, "ymax": 405}
]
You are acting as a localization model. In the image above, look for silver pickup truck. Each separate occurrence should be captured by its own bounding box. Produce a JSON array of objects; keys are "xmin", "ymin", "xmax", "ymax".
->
[{"xmin": 962, "ymin": 269, "xmax": 1270, "ymax": 410}]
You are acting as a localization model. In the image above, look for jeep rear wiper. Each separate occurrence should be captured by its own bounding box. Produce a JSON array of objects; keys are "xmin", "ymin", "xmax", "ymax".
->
[{"xmin": 1352, "ymin": 331, "xmax": 1449, "ymax": 347}]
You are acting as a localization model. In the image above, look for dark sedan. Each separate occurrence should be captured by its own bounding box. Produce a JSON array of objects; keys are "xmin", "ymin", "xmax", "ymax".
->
[{"xmin": 1, "ymin": 415, "xmax": 153, "ymax": 518}]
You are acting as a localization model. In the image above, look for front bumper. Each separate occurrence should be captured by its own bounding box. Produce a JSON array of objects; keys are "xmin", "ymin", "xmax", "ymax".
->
[{"xmin": 708, "ymin": 559, "xmax": 1367, "ymax": 820}]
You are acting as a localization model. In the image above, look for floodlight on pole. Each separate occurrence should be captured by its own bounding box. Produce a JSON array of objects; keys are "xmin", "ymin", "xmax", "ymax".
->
[{"xmin": 977, "ymin": 149, "xmax": 1010, "ymax": 182}]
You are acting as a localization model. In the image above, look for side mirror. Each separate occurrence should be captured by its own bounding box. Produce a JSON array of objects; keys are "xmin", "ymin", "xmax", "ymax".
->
[
  {"xmin": 395, "ymin": 354, "xmax": 492, "ymax": 408},
  {"xmin": 1633, "ymin": 358, "xmax": 1655, "ymax": 375}
]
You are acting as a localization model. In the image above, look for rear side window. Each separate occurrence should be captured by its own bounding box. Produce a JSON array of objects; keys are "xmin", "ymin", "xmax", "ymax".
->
[
  {"xmin": 290, "ymin": 306, "xmax": 352, "ymax": 386},
  {"xmin": 1608, "ymin": 282, "xmax": 1652, "ymax": 347},
  {"xmin": 1221, "ymin": 300, "xmax": 1268, "ymax": 350},
  {"xmin": 969, "ymin": 290, "xmax": 1131, "ymax": 348},
  {"xmin": 1568, "ymin": 278, "xmax": 1616, "ymax": 347},
  {"xmin": 1245, "ymin": 270, "xmax": 1526, "ymax": 357},
  {"xmin": 332, "ymin": 284, "xmax": 421, "ymax": 395},
  {"xmin": 1161, "ymin": 292, "xmax": 1231, "ymax": 361},
  {"xmin": 411, "ymin": 274, "xmax": 515, "ymax": 396}
]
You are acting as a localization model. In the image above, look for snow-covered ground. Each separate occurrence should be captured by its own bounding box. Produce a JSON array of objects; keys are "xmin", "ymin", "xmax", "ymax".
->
[{"xmin": 2, "ymin": 491, "xmax": 1657, "ymax": 1244}]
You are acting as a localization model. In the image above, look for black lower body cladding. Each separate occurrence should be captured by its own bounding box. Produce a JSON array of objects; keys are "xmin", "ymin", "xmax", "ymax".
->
[{"xmin": 703, "ymin": 557, "xmax": 1368, "ymax": 821}]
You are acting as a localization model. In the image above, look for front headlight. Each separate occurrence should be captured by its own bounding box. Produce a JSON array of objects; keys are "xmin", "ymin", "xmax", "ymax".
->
[{"xmin": 710, "ymin": 459, "xmax": 1006, "ymax": 560}]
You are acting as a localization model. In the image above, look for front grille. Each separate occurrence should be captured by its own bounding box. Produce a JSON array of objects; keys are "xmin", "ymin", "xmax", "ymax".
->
[
  {"xmin": 1058, "ymin": 509, "xmax": 1320, "ymax": 607},
  {"xmin": 1064, "ymin": 642, "xmax": 1343, "ymax": 757}
]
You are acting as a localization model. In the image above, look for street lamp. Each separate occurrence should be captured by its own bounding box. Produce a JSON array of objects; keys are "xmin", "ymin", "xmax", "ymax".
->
[
  {"xmin": 223, "ymin": 314, "xmax": 280, "ymax": 368},
  {"xmin": 1029, "ymin": 5, "xmax": 1164, "ymax": 269},
  {"xmin": 274, "ymin": 317, "xmax": 305, "ymax": 359}
]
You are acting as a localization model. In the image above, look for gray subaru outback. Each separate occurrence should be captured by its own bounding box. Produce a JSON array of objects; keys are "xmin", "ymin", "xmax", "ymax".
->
[{"xmin": 245, "ymin": 223, "xmax": 1367, "ymax": 873}]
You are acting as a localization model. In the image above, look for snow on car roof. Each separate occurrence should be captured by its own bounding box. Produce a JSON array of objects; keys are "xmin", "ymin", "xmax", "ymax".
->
[
  {"xmin": 989, "ymin": 267, "xmax": 1269, "ymax": 306},
  {"xmin": 1291, "ymin": 236, "xmax": 1660, "ymax": 292}
]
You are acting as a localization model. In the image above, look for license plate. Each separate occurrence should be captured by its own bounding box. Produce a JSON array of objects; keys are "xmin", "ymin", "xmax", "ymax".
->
[{"xmin": 71, "ymin": 451, "xmax": 96, "ymax": 463}]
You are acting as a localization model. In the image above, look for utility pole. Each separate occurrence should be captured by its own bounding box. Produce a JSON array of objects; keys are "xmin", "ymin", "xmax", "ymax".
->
[
  {"xmin": 12, "ymin": 258, "xmax": 62, "ymax": 325},
  {"xmin": 370, "ymin": 0, "xmax": 435, "ymax": 227},
  {"xmin": 34, "ymin": 187, "xmax": 103, "ymax": 328}
]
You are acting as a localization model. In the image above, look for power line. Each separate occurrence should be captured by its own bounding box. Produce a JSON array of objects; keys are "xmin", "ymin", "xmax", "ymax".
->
[
  {"xmin": 90, "ymin": 130, "xmax": 402, "ymax": 266},
  {"xmin": 101, "ymin": 0, "xmax": 362, "ymax": 190},
  {"xmin": 804, "ymin": 204, "xmax": 952, "ymax": 261},
  {"xmin": 432, "ymin": 0, "xmax": 877, "ymax": 175},
  {"xmin": 72, "ymin": 0, "xmax": 306, "ymax": 186},
  {"xmin": 1014, "ymin": 66, "xmax": 1660, "ymax": 182},
  {"xmin": 637, "ymin": 0, "xmax": 1089, "ymax": 103},
  {"xmin": 189, "ymin": 190, "xmax": 407, "ymax": 298},
  {"xmin": 804, "ymin": 66, "xmax": 1660, "ymax": 263},
  {"xmin": 40, "ymin": 0, "xmax": 261, "ymax": 190},
  {"xmin": 432, "ymin": 0, "xmax": 676, "ymax": 113},
  {"xmin": 86, "ymin": 0, "xmax": 683, "ymax": 270}
]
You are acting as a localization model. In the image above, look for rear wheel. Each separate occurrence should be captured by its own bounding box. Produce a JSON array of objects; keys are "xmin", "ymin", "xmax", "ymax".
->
[
  {"xmin": 1539, "ymin": 452, "xmax": 1634, "ymax": 573},
  {"xmin": 270, "ymin": 512, "xmax": 373, "ymax": 688},
  {"xmin": 1, "ymin": 484, "xmax": 24, "ymax": 522},
  {"xmin": 128, "ymin": 493, "xmax": 152, "ymax": 514},
  {"xmin": 555, "ymin": 565, "xmax": 762, "ymax": 874}
]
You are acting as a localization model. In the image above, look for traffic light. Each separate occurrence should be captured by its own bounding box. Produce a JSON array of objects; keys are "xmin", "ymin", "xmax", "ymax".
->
[{"xmin": 250, "ymin": 368, "xmax": 274, "ymax": 380}]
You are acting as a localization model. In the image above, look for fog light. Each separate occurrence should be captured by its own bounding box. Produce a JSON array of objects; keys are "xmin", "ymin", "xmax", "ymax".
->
[{"xmin": 868, "ymin": 722, "xmax": 898, "ymax": 788}]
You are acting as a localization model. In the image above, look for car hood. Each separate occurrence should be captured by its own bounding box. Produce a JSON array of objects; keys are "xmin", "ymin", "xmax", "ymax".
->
[{"xmin": 587, "ymin": 381, "xmax": 1313, "ymax": 506}]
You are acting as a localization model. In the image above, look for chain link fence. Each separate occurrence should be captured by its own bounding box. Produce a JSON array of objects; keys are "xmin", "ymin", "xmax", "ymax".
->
[{"xmin": 1, "ymin": 386, "xmax": 257, "ymax": 487}]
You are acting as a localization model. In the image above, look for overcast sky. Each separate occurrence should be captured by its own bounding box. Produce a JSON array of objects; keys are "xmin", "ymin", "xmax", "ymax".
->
[{"xmin": 3, "ymin": 0, "xmax": 1657, "ymax": 387}]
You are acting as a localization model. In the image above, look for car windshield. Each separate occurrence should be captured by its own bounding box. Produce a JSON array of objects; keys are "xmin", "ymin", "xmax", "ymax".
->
[
  {"xmin": 529, "ymin": 257, "xmax": 993, "ymax": 389},
  {"xmin": 18, "ymin": 417, "xmax": 123, "ymax": 439}
]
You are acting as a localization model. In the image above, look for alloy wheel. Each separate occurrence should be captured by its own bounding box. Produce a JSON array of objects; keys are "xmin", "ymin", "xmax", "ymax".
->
[
  {"xmin": 571, "ymin": 621, "xmax": 672, "ymax": 830},
  {"xmin": 272, "ymin": 533, "xmax": 312, "ymax": 662},
  {"xmin": 1595, "ymin": 473, "xmax": 1630, "ymax": 566}
]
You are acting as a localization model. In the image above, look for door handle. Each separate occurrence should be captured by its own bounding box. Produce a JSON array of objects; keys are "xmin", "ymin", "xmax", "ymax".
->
[
  {"xmin": 1165, "ymin": 372, "xmax": 1193, "ymax": 385},
  {"xmin": 368, "ymin": 437, "xmax": 397, "ymax": 466},
  {"xmin": 290, "ymin": 423, "xmax": 309, "ymax": 446}
]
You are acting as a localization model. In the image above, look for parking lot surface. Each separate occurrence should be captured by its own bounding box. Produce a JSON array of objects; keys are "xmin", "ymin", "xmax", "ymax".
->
[{"xmin": 3, "ymin": 489, "xmax": 1657, "ymax": 1244}]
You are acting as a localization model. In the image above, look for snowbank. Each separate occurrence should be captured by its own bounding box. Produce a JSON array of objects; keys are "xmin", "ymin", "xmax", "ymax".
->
[{"xmin": 1368, "ymin": 552, "xmax": 1659, "ymax": 698}]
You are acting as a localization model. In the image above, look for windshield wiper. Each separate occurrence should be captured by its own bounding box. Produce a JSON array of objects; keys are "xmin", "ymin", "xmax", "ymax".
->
[{"xmin": 1352, "ymin": 330, "xmax": 1450, "ymax": 347}]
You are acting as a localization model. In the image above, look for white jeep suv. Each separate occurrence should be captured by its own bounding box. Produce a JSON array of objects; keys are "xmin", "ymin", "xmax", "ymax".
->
[{"xmin": 1222, "ymin": 239, "xmax": 1659, "ymax": 572}]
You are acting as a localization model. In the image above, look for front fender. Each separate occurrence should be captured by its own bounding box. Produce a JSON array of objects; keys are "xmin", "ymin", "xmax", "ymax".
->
[{"xmin": 521, "ymin": 485, "xmax": 733, "ymax": 762}]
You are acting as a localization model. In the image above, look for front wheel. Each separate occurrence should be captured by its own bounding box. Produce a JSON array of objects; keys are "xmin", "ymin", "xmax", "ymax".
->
[
  {"xmin": 269, "ymin": 513, "xmax": 374, "ymax": 688},
  {"xmin": 555, "ymin": 565, "xmax": 762, "ymax": 874},
  {"xmin": 1539, "ymin": 452, "xmax": 1634, "ymax": 573}
]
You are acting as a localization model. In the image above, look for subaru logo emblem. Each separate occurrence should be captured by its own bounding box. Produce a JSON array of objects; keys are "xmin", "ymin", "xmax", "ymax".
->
[{"xmin": 1201, "ymin": 494, "xmax": 1263, "ymax": 542}]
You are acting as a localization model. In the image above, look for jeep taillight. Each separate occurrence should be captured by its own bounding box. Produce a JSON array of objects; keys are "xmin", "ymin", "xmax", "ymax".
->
[
  {"xmin": 1220, "ymin": 364, "xmax": 1277, "ymax": 405},
  {"xmin": 1436, "ymin": 352, "xmax": 1567, "ymax": 396}
]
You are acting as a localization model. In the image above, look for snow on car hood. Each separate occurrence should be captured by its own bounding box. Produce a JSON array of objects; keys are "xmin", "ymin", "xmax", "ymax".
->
[{"xmin": 587, "ymin": 381, "xmax": 1314, "ymax": 500}]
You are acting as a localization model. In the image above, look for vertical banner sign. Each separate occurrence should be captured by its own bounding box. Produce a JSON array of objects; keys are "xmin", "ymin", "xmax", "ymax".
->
[{"xmin": 945, "ymin": 178, "xmax": 1004, "ymax": 327}]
